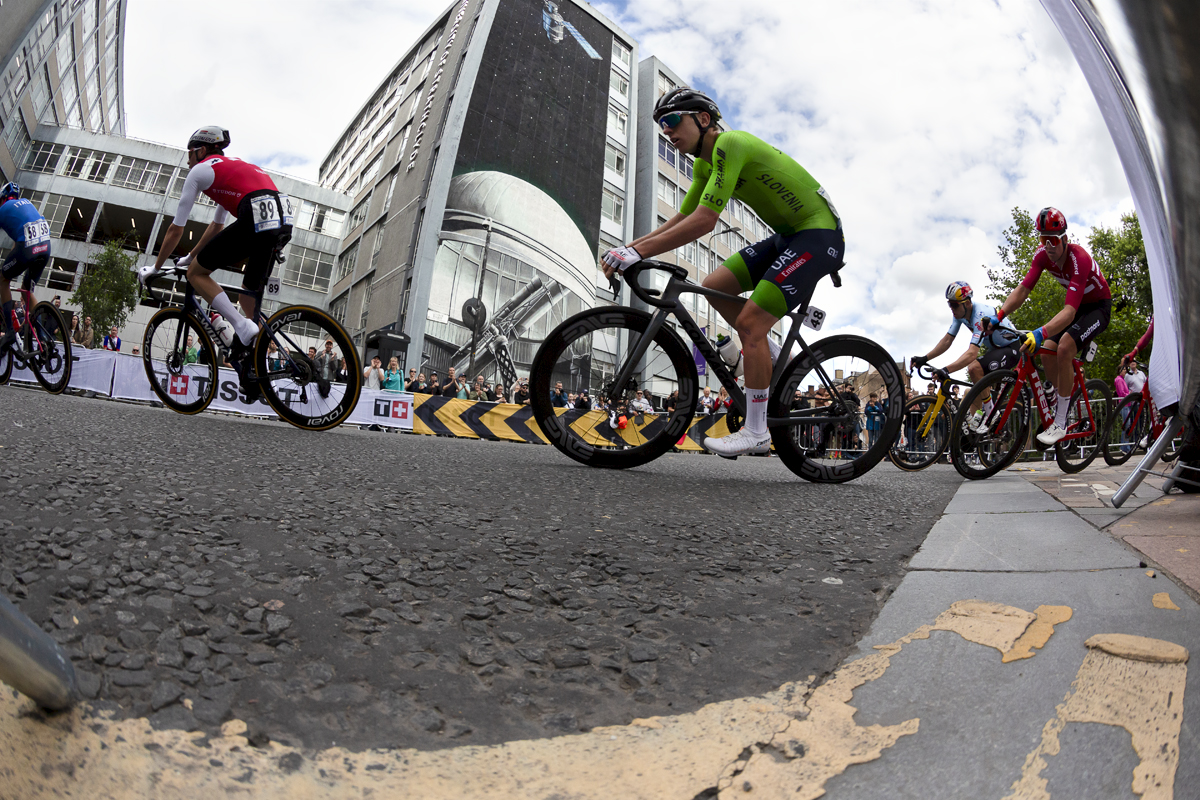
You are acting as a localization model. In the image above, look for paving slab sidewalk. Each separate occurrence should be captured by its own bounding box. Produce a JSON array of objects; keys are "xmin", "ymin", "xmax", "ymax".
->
[{"xmin": 819, "ymin": 469, "xmax": 1200, "ymax": 799}]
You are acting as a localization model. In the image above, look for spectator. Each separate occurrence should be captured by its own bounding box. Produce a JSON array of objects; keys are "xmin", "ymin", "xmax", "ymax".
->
[
  {"xmin": 716, "ymin": 385, "xmax": 732, "ymax": 413},
  {"xmin": 68, "ymin": 313, "xmax": 81, "ymax": 343},
  {"xmin": 383, "ymin": 357, "xmax": 405, "ymax": 390},
  {"xmin": 363, "ymin": 356, "xmax": 385, "ymax": 390},
  {"xmin": 1125, "ymin": 359, "xmax": 1147, "ymax": 395},
  {"xmin": 265, "ymin": 341, "xmax": 283, "ymax": 371},
  {"xmin": 442, "ymin": 366, "xmax": 466, "ymax": 398},
  {"xmin": 512, "ymin": 379, "xmax": 531, "ymax": 406},
  {"xmin": 314, "ymin": 339, "xmax": 339, "ymax": 382},
  {"xmin": 664, "ymin": 390, "xmax": 678, "ymax": 413},
  {"xmin": 510, "ymin": 377, "xmax": 523, "ymax": 402},
  {"xmin": 52, "ymin": 295, "xmax": 61, "ymax": 310},
  {"xmin": 102, "ymin": 325, "xmax": 121, "ymax": 352},
  {"xmin": 306, "ymin": 346, "xmax": 317, "ymax": 361},
  {"xmin": 407, "ymin": 368, "xmax": 418, "ymax": 388},
  {"xmin": 699, "ymin": 386, "xmax": 716, "ymax": 415},
  {"xmin": 865, "ymin": 392, "xmax": 884, "ymax": 448},
  {"xmin": 630, "ymin": 390, "xmax": 653, "ymax": 414},
  {"xmin": 185, "ymin": 334, "xmax": 199, "ymax": 364},
  {"xmin": 1114, "ymin": 365, "xmax": 1130, "ymax": 399},
  {"xmin": 791, "ymin": 389, "xmax": 810, "ymax": 411},
  {"xmin": 77, "ymin": 316, "xmax": 94, "ymax": 349},
  {"xmin": 494, "ymin": 383, "xmax": 507, "ymax": 403},
  {"xmin": 469, "ymin": 375, "xmax": 489, "ymax": 401},
  {"xmin": 336, "ymin": 357, "xmax": 350, "ymax": 384},
  {"xmin": 574, "ymin": 391, "xmax": 591, "ymax": 411},
  {"xmin": 131, "ymin": 346, "xmax": 140, "ymax": 356},
  {"xmin": 428, "ymin": 372, "xmax": 441, "ymax": 395},
  {"xmin": 485, "ymin": 381, "xmax": 497, "ymax": 401},
  {"xmin": 410, "ymin": 372, "xmax": 428, "ymax": 394},
  {"xmin": 550, "ymin": 381, "xmax": 569, "ymax": 408}
]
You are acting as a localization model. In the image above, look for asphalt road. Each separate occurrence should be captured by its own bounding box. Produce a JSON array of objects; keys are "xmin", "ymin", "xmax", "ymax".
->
[{"xmin": 0, "ymin": 385, "xmax": 962, "ymax": 752}]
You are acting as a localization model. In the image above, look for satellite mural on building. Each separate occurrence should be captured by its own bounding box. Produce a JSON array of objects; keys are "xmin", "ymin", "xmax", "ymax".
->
[{"xmin": 542, "ymin": 1, "xmax": 602, "ymax": 59}]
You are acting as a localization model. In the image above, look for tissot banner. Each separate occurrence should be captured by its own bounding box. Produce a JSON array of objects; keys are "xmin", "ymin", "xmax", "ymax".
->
[{"xmin": 9, "ymin": 348, "xmax": 116, "ymax": 395}]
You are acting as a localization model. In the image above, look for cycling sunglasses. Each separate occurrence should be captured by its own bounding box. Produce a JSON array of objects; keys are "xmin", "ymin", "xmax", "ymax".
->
[
  {"xmin": 657, "ymin": 111, "xmax": 698, "ymax": 131},
  {"xmin": 1039, "ymin": 233, "xmax": 1067, "ymax": 245}
]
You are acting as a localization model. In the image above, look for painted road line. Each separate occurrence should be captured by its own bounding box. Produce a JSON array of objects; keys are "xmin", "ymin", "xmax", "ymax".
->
[
  {"xmin": 1004, "ymin": 634, "xmax": 1189, "ymax": 800},
  {"xmin": 1, "ymin": 599, "xmax": 1076, "ymax": 799}
]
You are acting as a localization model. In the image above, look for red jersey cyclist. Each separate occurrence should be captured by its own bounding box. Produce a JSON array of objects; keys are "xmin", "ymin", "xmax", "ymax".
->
[
  {"xmin": 140, "ymin": 125, "xmax": 293, "ymax": 400},
  {"xmin": 985, "ymin": 207, "xmax": 1112, "ymax": 445}
]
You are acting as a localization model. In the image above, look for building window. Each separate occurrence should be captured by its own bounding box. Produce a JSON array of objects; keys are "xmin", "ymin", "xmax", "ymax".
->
[
  {"xmin": 657, "ymin": 175, "xmax": 677, "ymax": 207},
  {"xmin": 329, "ymin": 293, "xmax": 348, "ymax": 327},
  {"xmin": 395, "ymin": 124, "xmax": 412, "ymax": 166},
  {"xmin": 604, "ymin": 143, "xmax": 625, "ymax": 177},
  {"xmin": 607, "ymin": 105, "xmax": 627, "ymax": 137},
  {"xmin": 41, "ymin": 193, "xmax": 72, "ymax": 237},
  {"xmin": 334, "ymin": 240, "xmax": 359, "ymax": 283},
  {"xmin": 62, "ymin": 148, "xmax": 114, "ymax": 182},
  {"xmin": 601, "ymin": 188, "xmax": 623, "ymax": 226},
  {"xmin": 359, "ymin": 279, "xmax": 374, "ymax": 330},
  {"xmin": 111, "ymin": 157, "xmax": 172, "ymax": 194},
  {"xmin": 23, "ymin": 142, "xmax": 64, "ymax": 174},
  {"xmin": 682, "ymin": 155, "xmax": 693, "ymax": 181},
  {"xmin": 361, "ymin": 152, "xmax": 382, "ymax": 187},
  {"xmin": 370, "ymin": 222, "xmax": 387, "ymax": 269},
  {"xmin": 658, "ymin": 136, "xmax": 677, "ymax": 169},
  {"xmin": 279, "ymin": 245, "xmax": 334, "ymax": 293},
  {"xmin": 408, "ymin": 88, "xmax": 424, "ymax": 120},
  {"xmin": 348, "ymin": 193, "xmax": 372, "ymax": 233},
  {"xmin": 382, "ymin": 170, "xmax": 399, "ymax": 215},
  {"xmin": 612, "ymin": 39, "xmax": 631, "ymax": 69},
  {"xmin": 609, "ymin": 71, "xmax": 628, "ymax": 98},
  {"xmin": 682, "ymin": 240, "xmax": 696, "ymax": 265},
  {"xmin": 657, "ymin": 73, "xmax": 676, "ymax": 98}
]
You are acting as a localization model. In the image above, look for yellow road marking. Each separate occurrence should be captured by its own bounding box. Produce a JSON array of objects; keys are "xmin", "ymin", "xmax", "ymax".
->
[
  {"xmin": 1004, "ymin": 606, "xmax": 1074, "ymax": 663},
  {"xmin": 1004, "ymin": 634, "xmax": 1188, "ymax": 800},
  {"xmin": 1154, "ymin": 593, "xmax": 1181, "ymax": 611}
]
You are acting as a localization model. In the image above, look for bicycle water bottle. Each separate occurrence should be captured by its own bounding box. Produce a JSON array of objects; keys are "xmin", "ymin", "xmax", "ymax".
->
[{"xmin": 716, "ymin": 334, "xmax": 742, "ymax": 376}]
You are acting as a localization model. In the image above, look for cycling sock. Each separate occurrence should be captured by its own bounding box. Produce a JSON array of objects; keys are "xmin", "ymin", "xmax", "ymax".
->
[
  {"xmin": 1, "ymin": 300, "xmax": 13, "ymax": 332},
  {"xmin": 209, "ymin": 292, "xmax": 257, "ymax": 345},
  {"xmin": 746, "ymin": 387, "xmax": 769, "ymax": 435},
  {"xmin": 1054, "ymin": 394, "xmax": 1070, "ymax": 428},
  {"xmin": 982, "ymin": 398, "xmax": 994, "ymax": 416}
]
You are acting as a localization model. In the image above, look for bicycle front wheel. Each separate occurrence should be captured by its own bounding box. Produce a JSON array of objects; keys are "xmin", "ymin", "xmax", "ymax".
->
[
  {"xmin": 256, "ymin": 305, "xmax": 362, "ymax": 431},
  {"xmin": 530, "ymin": 307, "xmax": 699, "ymax": 469},
  {"xmin": 950, "ymin": 370, "xmax": 1029, "ymax": 479},
  {"xmin": 0, "ymin": 336, "xmax": 11, "ymax": 385},
  {"xmin": 769, "ymin": 335, "xmax": 904, "ymax": 483},
  {"xmin": 28, "ymin": 303, "xmax": 71, "ymax": 394},
  {"xmin": 1102, "ymin": 393, "xmax": 1147, "ymax": 466},
  {"xmin": 1056, "ymin": 378, "xmax": 1111, "ymax": 473},
  {"xmin": 142, "ymin": 308, "xmax": 219, "ymax": 414},
  {"xmin": 889, "ymin": 394, "xmax": 951, "ymax": 471}
]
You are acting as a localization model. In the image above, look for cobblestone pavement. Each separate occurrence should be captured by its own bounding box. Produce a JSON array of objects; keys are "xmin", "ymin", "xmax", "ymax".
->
[{"xmin": 0, "ymin": 385, "xmax": 961, "ymax": 752}]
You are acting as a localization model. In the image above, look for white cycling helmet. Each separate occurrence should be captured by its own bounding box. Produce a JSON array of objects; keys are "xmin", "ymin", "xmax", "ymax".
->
[{"xmin": 187, "ymin": 125, "xmax": 230, "ymax": 151}]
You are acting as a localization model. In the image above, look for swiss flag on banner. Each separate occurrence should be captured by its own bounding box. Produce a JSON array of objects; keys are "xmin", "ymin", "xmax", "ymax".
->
[
  {"xmin": 169, "ymin": 374, "xmax": 190, "ymax": 395},
  {"xmin": 389, "ymin": 399, "xmax": 410, "ymax": 420}
]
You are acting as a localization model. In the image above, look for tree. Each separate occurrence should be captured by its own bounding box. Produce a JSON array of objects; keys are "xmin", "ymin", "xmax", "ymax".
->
[
  {"xmin": 985, "ymin": 208, "xmax": 1154, "ymax": 384},
  {"xmin": 70, "ymin": 240, "xmax": 142, "ymax": 335}
]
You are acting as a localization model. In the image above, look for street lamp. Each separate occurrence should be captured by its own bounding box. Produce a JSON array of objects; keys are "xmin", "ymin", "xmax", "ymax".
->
[{"xmin": 705, "ymin": 221, "xmax": 741, "ymax": 263}]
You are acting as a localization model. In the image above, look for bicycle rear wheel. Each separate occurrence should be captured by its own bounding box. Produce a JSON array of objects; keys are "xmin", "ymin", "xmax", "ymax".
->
[
  {"xmin": 1056, "ymin": 378, "xmax": 1111, "ymax": 473},
  {"xmin": 530, "ymin": 307, "xmax": 698, "ymax": 468},
  {"xmin": 1102, "ymin": 394, "xmax": 1147, "ymax": 466},
  {"xmin": 950, "ymin": 370, "xmax": 1029, "ymax": 479},
  {"xmin": 769, "ymin": 335, "xmax": 904, "ymax": 483},
  {"xmin": 889, "ymin": 394, "xmax": 951, "ymax": 471},
  {"xmin": 28, "ymin": 303, "xmax": 71, "ymax": 393},
  {"xmin": 0, "ymin": 337, "xmax": 11, "ymax": 384},
  {"xmin": 142, "ymin": 308, "xmax": 219, "ymax": 414},
  {"xmin": 256, "ymin": 305, "xmax": 361, "ymax": 431}
]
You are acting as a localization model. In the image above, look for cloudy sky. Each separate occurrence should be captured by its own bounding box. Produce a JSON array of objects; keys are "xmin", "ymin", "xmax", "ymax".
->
[{"xmin": 123, "ymin": 0, "xmax": 1136, "ymax": 366}]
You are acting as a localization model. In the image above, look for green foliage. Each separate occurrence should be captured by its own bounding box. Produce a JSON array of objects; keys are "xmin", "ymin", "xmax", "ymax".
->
[
  {"xmin": 69, "ymin": 241, "xmax": 142, "ymax": 334},
  {"xmin": 984, "ymin": 208, "xmax": 1154, "ymax": 384}
]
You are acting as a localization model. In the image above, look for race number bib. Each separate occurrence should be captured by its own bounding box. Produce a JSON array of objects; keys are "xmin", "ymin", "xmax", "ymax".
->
[
  {"xmin": 251, "ymin": 194, "xmax": 293, "ymax": 233},
  {"xmin": 802, "ymin": 305, "xmax": 826, "ymax": 331},
  {"xmin": 276, "ymin": 193, "xmax": 295, "ymax": 227},
  {"xmin": 265, "ymin": 276, "xmax": 282, "ymax": 297},
  {"xmin": 22, "ymin": 219, "xmax": 50, "ymax": 245},
  {"xmin": 816, "ymin": 187, "xmax": 841, "ymax": 220}
]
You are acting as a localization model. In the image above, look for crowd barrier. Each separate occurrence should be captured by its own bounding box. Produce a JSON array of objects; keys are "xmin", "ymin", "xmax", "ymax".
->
[{"xmin": 9, "ymin": 351, "xmax": 743, "ymax": 448}]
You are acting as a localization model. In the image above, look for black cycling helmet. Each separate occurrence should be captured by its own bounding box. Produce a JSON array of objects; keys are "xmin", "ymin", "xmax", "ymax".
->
[
  {"xmin": 187, "ymin": 125, "xmax": 231, "ymax": 152},
  {"xmin": 653, "ymin": 88, "xmax": 721, "ymax": 156},
  {"xmin": 0, "ymin": 182, "xmax": 19, "ymax": 204}
]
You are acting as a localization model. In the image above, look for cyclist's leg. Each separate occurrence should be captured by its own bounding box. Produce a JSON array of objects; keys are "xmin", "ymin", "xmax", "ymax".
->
[
  {"xmin": 701, "ymin": 234, "xmax": 784, "ymax": 328},
  {"xmin": 188, "ymin": 217, "xmax": 259, "ymax": 346},
  {"xmin": 1048, "ymin": 301, "xmax": 1109, "ymax": 427},
  {"xmin": 237, "ymin": 225, "xmax": 290, "ymax": 323},
  {"xmin": 1, "ymin": 252, "xmax": 28, "ymax": 344}
]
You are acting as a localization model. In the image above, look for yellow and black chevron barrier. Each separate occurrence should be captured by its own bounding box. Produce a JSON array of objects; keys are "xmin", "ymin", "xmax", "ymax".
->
[{"xmin": 408, "ymin": 395, "xmax": 736, "ymax": 451}]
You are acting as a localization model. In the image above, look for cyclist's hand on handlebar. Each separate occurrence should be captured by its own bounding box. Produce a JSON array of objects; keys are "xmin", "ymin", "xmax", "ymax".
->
[
  {"xmin": 910, "ymin": 355, "xmax": 928, "ymax": 369},
  {"xmin": 600, "ymin": 245, "xmax": 642, "ymax": 278},
  {"xmin": 137, "ymin": 264, "xmax": 160, "ymax": 287},
  {"xmin": 981, "ymin": 314, "xmax": 1000, "ymax": 333},
  {"xmin": 174, "ymin": 253, "xmax": 193, "ymax": 268},
  {"xmin": 931, "ymin": 367, "xmax": 950, "ymax": 383},
  {"xmin": 1020, "ymin": 326, "xmax": 1045, "ymax": 354}
]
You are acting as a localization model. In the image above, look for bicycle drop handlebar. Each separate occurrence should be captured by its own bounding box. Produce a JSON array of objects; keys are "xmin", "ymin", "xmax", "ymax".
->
[{"xmin": 615, "ymin": 260, "xmax": 692, "ymax": 309}]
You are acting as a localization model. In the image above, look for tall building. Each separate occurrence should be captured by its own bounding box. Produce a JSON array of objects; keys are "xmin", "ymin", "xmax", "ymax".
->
[
  {"xmin": 0, "ymin": 0, "xmax": 347, "ymax": 351},
  {"xmin": 319, "ymin": 0, "xmax": 638, "ymax": 379}
]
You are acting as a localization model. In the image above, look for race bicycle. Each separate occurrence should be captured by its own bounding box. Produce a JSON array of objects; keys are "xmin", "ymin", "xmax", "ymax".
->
[
  {"xmin": 140, "ymin": 263, "xmax": 362, "ymax": 431},
  {"xmin": 1102, "ymin": 377, "xmax": 1184, "ymax": 466},
  {"xmin": 529, "ymin": 260, "xmax": 904, "ymax": 483},
  {"xmin": 950, "ymin": 335, "xmax": 1110, "ymax": 478},
  {"xmin": 0, "ymin": 280, "xmax": 71, "ymax": 393},
  {"xmin": 889, "ymin": 363, "xmax": 973, "ymax": 472}
]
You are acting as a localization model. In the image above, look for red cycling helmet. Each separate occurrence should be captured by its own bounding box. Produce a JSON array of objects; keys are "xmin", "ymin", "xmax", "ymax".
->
[{"xmin": 1036, "ymin": 207, "xmax": 1068, "ymax": 237}]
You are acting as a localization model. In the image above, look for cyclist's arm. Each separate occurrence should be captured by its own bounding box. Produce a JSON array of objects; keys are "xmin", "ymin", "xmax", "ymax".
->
[
  {"xmin": 996, "ymin": 284, "xmax": 1031, "ymax": 320},
  {"xmin": 1039, "ymin": 303, "xmax": 1077, "ymax": 339},
  {"xmin": 153, "ymin": 225, "xmax": 185, "ymax": 269},
  {"xmin": 943, "ymin": 343, "xmax": 981, "ymax": 374},
  {"xmin": 923, "ymin": 333, "xmax": 955, "ymax": 361}
]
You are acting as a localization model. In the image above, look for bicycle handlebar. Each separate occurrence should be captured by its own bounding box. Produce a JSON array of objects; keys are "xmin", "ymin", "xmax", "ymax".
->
[{"xmin": 622, "ymin": 260, "xmax": 689, "ymax": 309}]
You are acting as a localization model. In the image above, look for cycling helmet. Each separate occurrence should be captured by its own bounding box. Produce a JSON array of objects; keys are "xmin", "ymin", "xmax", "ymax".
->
[
  {"xmin": 945, "ymin": 281, "xmax": 973, "ymax": 304},
  {"xmin": 187, "ymin": 125, "xmax": 231, "ymax": 152},
  {"xmin": 1036, "ymin": 207, "xmax": 1068, "ymax": 237},
  {"xmin": 0, "ymin": 182, "xmax": 19, "ymax": 203},
  {"xmin": 653, "ymin": 88, "xmax": 721, "ymax": 156}
]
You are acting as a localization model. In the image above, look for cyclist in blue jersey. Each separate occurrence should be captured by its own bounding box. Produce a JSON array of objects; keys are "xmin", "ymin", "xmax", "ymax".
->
[
  {"xmin": 0, "ymin": 182, "xmax": 52, "ymax": 354},
  {"xmin": 911, "ymin": 281, "xmax": 1021, "ymax": 432}
]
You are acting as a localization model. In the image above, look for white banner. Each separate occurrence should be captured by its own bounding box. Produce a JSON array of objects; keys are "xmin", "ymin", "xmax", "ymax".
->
[
  {"xmin": 345, "ymin": 388, "xmax": 415, "ymax": 430},
  {"xmin": 9, "ymin": 348, "xmax": 117, "ymax": 395}
]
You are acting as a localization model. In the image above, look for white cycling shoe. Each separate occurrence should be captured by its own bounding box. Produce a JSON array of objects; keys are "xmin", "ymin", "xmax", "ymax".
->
[
  {"xmin": 704, "ymin": 427, "xmax": 772, "ymax": 458},
  {"xmin": 1036, "ymin": 423, "xmax": 1068, "ymax": 446}
]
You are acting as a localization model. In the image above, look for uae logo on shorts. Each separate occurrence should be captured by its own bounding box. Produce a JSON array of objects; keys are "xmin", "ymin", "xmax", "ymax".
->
[
  {"xmin": 775, "ymin": 251, "xmax": 812, "ymax": 283},
  {"xmin": 168, "ymin": 374, "xmax": 189, "ymax": 395}
]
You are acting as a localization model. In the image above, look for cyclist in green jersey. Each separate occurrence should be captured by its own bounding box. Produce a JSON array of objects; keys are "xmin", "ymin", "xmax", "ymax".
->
[{"xmin": 602, "ymin": 88, "xmax": 844, "ymax": 457}]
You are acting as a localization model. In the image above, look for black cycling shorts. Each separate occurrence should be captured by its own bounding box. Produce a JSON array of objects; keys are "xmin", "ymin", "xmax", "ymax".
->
[
  {"xmin": 196, "ymin": 191, "xmax": 292, "ymax": 291},
  {"xmin": 727, "ymin": 227, "xmax": 845, "ymax": 318},
  {"xmin": 1, "ymin": 242, "xmax": 51, "ymax": 289},
  {"xmin": 979, "ymin": 343, "xmax": 1021, "ymax": 373},
  {"xmin": 1047, "ymin": 299, "xmax": 1111, "ymax": 351}
]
